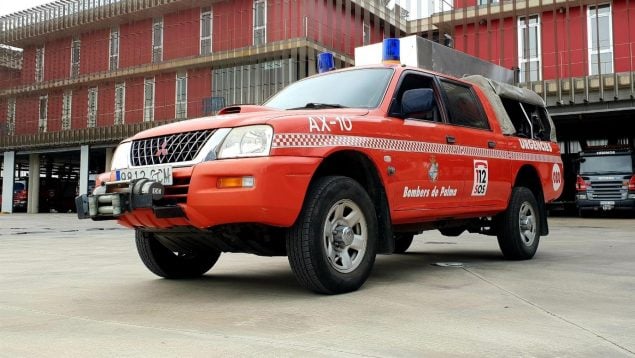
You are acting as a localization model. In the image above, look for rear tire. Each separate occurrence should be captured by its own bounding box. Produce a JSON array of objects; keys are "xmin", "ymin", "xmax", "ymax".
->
[
  {"xmin": 286, "ymin": 176, "xmax": 378, "ymax": 294},
  {"xmin": 497, "ymin": 187, "xmax": 541, "ymax": 260},
  {"xmin": 393, "ymin": 233, "xmax": 414, "ymax": 254},
  {"xmin": 135, "ymin": 230, "xmax": 221, "ymax": 279}
]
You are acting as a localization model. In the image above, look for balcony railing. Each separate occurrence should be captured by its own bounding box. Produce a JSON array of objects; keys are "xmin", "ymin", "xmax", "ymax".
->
[
  {"xmin": 0, "ymin": 119, "xmax": 182, "ymax": 151},
  {"xmin": 520, "ymin": 71, "xmax": 635, "ymax": 107},
  {"xmin": 0, "ymin": 37, "xmax": 354, "ymax": 98},
  {"xmin": 0, "ymin": 0, "xmax": 186, "ymax": 46}
]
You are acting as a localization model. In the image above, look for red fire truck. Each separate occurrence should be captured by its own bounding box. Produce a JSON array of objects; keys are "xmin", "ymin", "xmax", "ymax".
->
[{"xmin": 77, "ymin": 40, "xmax": 563, "ymax": 294}]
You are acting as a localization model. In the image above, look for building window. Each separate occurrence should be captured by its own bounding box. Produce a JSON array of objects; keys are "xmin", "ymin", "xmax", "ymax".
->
[
  {"xmin": 478, "ymin": 0, "xmax": 499, "ymax": 5},
  {"xmin": 253, "ymin": 0, "xmax": 266, "ymax": 45},
  {"xmin": 588, "ymin": 4, "xmax": 613, "ymax": 75},
  {"xmin": 39, "ymin": 95, "xmax": 48, "ymax": 133},
  {"xmin": 6, "ymin": 97, "xmax": 16, "ymax": 135},
  {"xmin": 518, "ymin": 15, "xmax": 541, "ymax": 82},
  {"xmin": 71, "ymin": 37, "xmax": 81, "ymax": 78},
  {"xmin": 62, "ymin": 90, "xmax": 72, "ymax": 130},
  {"xmin": 152, "ymin": 17, "xmax": 163, "ymax": 63},
  {"xmin": 114, "ymin": 82, "xmax": 125, "ymax": 125},
  {"xmin": 175, "ymin": 72, "xmax": 188, "ymax": 119},
  {"xmin": 87, "ymin": 87, "xmax": 98, "ymax": 128},
  {"xmin": 144, "ymin": 77, "xmax": 155, "ymax": 122},
  {"xmin": 35, "ymin": 46, "xmax": 44, "ymax": 82},
  {"xmin": 212, "ymin": 59, "xmax": 296, "ymax": 107},
  {"xmin": 363, "ymin": 22, "xmax": 370, "ymax": 45},
  {"xmin": 200, "ymin": 7, "xmax": 212, "ymax": 55},
  {"xmin": 109, "ymin": 26, "xmax": 119, "ymax": 70}
]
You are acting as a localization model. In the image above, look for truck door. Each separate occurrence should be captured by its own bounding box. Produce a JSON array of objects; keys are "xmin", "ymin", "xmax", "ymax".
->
[
  {"xmin": 437, "ymin": 79, "xmax": 510, "ymax": 209},
  {"xmin": 387, "ymin": 72, "xmax": 466, "ymax": 217}
]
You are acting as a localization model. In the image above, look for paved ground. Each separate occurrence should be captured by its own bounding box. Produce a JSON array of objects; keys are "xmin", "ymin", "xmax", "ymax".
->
[{"xmin": 0, "ymin": 214, "xmax": 634, "ymax": 357}]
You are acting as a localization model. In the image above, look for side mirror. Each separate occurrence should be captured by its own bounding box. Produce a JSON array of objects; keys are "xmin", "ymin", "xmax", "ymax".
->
[{"xmin": 401, "ymin": 88, "xmax": 435, "ymax": 117}]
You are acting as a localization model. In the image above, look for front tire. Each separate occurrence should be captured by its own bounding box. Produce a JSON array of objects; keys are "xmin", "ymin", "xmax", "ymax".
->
[
  {"xmin": 135, "ymin": 230, "xmax": 221, "ymax": 279},
  {"xmin": 497, "ymin": 187, "xmax": 541, "ymax": 260},
  {"xmin": 286, "ymin": 176, "xmax": 378, "ymax": 294}
]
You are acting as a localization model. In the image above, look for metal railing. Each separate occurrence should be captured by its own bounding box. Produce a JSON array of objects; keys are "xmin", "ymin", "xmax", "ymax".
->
[
  {"xmin": 0, "ymin": 0, "xmax": 182, "ymax": 45},
  {"xmin": 0, "ymin": 119, "xmax": 182, "ymax": 151}
]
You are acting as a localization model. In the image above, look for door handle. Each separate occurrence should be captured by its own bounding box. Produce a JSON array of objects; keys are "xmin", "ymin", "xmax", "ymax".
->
[
  {"xmin": 488, "ymin": 140, "xmax": 496, "ymax": 148},
  {"xmin": 446, "ymin": 135, "xmax": 456, "ymax": 144}
]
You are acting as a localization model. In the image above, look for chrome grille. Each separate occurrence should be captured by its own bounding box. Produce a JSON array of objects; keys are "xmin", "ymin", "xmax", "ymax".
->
[
  {"xmin": 131, "ymin": 130, "xmax": 214, "ymax": 166},
  {"xmin": 588, "ymin": 180, "xmax": 625, "ymax": 200}
]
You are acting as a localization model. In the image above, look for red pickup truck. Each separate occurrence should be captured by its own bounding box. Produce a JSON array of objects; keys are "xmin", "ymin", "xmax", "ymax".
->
[{"xmin": 77, "ymin": 63, "xmax": 563, "ymax": 294}]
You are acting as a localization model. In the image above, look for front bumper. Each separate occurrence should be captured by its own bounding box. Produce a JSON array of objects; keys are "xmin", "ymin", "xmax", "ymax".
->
[
  {"xmin": 77, "ymin": 156, "xmax": 320, "ymax": 229},
  {"xmin": 576, "ymin": 199, "xmax": 635, "ymax": 212}
]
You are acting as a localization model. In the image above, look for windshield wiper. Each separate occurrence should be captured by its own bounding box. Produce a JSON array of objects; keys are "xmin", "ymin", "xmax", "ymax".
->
[{"xmin": 289, "ymin": 103, "xmax": 348, "ymax": 110}]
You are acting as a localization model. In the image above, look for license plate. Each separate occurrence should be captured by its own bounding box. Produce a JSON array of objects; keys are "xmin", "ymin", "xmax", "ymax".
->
[
  {"xmin": 116, "ymin": 165, "xmax": 173, "ymax": 185},
  {"xmin": 600, "ymin": 201, "xmax": 615, "ymax": 211}
]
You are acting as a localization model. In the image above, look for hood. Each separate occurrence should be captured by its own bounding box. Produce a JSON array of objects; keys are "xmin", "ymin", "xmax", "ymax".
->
[{"xmin": 129, "ymin": 106, "xmax": 370, "ymax": 140}]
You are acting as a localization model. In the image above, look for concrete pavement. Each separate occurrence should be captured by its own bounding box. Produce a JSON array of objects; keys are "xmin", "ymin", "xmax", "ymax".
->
[{"xmin": 1, "ymin": 214, "xmax": 634, "ymax": 357}]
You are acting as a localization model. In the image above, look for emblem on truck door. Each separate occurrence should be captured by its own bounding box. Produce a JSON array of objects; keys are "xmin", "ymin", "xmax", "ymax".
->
[{"xmin": 426, "ymin": 156, "xmax": 439, "ymax": 182}]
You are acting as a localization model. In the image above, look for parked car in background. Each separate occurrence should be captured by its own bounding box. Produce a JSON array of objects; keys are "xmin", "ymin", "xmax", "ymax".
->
[{"xmin": 0, "ymin": 180, "xmax": 28, "ymax": 212}]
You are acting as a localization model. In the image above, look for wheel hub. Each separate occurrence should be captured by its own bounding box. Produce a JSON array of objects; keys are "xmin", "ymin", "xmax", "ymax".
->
[
  {"xmin": 323, "ymin": 199, "xmax": 368, "ymax": 274},
  {"xmin": 518, "ymin": 201, "xmax": 537, "ymax": 246},
  {"xmin": 333, "ymin": 225, "xmax": 354, "ymax": 248},
  {"xmin": 520, "ymin": 216, "xmax": 534, "ymax": 231}
]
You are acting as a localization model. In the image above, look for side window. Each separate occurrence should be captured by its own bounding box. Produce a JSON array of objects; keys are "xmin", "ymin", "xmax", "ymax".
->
[
  {"xmin": 391, "ymin": 72, "xmax": 441, "ymax": 122},
  {"xmin": 529, "ymin": 107, "xmax": 551, "ymax": 141},
  {"xmin": 440, "ymin": 80, "xmax": 490, "ymax": 130},
  {"xmin": 501, "ymin": 98, "xmax": 552, "ymax": 140}
]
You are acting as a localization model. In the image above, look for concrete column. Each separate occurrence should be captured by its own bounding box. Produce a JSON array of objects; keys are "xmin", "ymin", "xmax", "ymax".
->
[
  {"xmin": 27, "ymin": 154, "xmax": 40, "ymax": 214},
  {"xmin": 1, "ymin": 151, "xmax": 16, "ymax": 213},
  {"xmin": 79, "ymin": 145, "xmax": 90, "ymax": 196},
  {"xmin": 105, "ymin": 147, "xmax": 114, "ymax": 173}
]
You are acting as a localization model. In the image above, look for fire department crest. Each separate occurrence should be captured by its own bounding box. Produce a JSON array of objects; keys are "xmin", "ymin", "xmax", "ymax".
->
[{"xmin": 427, "ymin": 156, "xmax": 439, "ymax": 182}]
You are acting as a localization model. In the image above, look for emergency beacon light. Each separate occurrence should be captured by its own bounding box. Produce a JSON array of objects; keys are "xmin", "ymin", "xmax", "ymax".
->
[
  {"xmin": 317, "ymin": 52, "xmax": 335, "ymax": 73},
  {"xmin": 382, "ymin": 38, "xmax": 400, "ymax": 64}
]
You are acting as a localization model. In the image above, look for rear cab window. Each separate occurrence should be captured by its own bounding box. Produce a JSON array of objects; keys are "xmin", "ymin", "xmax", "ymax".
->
[
  {"xmin": 439, "ymin": 80, "xmax": 490, "ymax": 130},
  {"xmin": 501, "ymin": 98, "xmax": 552, "ymax": 141}
]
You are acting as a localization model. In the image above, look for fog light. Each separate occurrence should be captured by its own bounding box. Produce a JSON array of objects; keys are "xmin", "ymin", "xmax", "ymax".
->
[
  {"xmin": 628, "ymin": 194, "xmax": 635, "ymax": 199},
  {"xmin": 577, "ymin": 194, "xmax": 587, "ymax": 200},
  {"xmin": 217, "ymin": 176, "xmax": 255, "ymax": 189}
]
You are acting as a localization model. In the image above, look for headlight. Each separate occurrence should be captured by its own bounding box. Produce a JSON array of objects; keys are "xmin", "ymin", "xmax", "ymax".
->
[
  {"xmin": 110, "ymin": 142, "xmax": 132, "ymax": 170},
  {"xmin": 217, "ymin": 125, "xmax": 273, "ymax": 159}
]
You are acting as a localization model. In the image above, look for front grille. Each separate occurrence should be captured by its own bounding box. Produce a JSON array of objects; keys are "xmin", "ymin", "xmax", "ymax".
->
[
  {"xmin": 131, "ymin": 129, "xmax": 214, "ymax": 166},
  {"xmin": 588, "ymin": 180, "xmax": 625, "ymax": 200}
]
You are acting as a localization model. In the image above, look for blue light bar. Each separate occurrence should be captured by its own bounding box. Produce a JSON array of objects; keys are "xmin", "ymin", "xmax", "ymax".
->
[
  {"xmin": 317, "ymin": 52, "xmax": 335, "ymax": 73},
  {"xmin": 382, "ymin": 38, "xmax": 400, "ymax": 64}
]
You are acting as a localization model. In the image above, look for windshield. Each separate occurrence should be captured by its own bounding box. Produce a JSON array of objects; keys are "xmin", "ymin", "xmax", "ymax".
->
[
  {"xmin": 264, "ymin": 68, "xmax": 394, "ymax": 110},
  {"xmin": 580, "ymin": 154, "xmax": 634, "ymax": 174}
]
